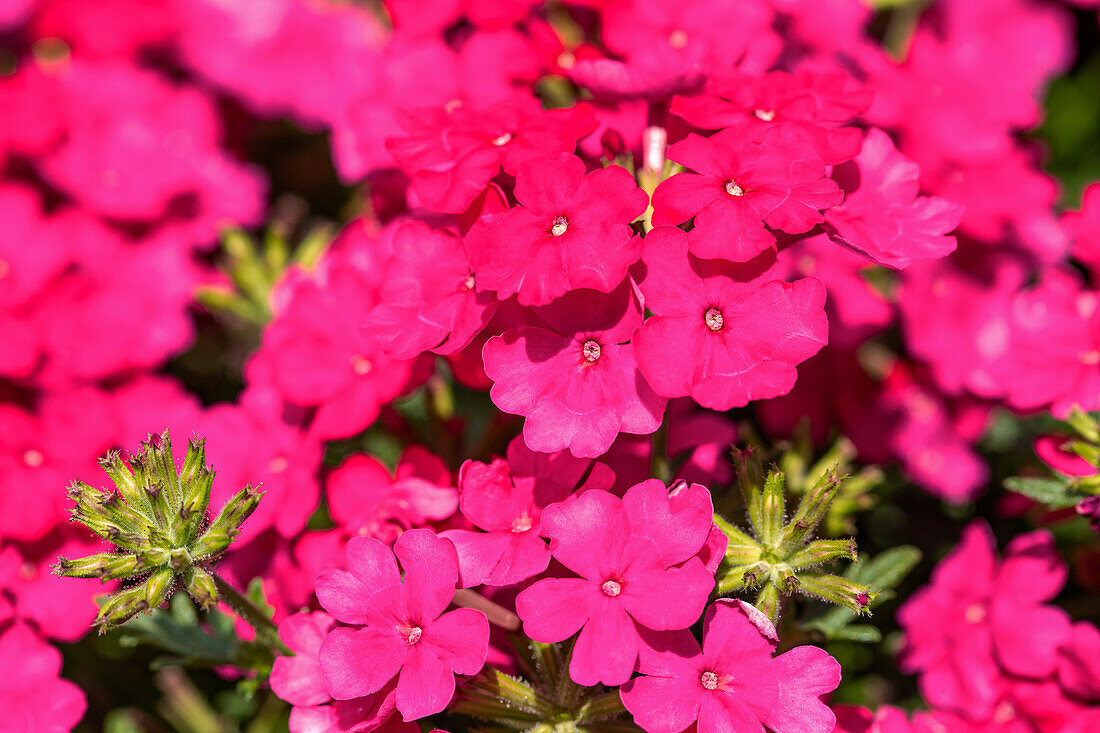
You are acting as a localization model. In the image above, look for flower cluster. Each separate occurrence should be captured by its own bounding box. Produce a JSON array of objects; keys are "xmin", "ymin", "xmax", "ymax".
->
[{"xmin": 4, "ymin": 0, "xmax": 1100, "ymax": 730}]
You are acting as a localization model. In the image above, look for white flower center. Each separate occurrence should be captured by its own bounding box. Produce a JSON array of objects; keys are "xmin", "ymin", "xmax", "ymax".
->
[
  {"xmin": 601, "ymin": 580, "xmax": 622, "ymax": 597},
  {"xmin": 705, "ymin": 308, "xmax": 724, "ymax": 332},
  {"xmin": 964, "ymin": 604, "xmax": 986, "ymax": 625},
  {"xmin": 582, "ymin": 340, "xmax": 601, "ymax": 363},
  {"xmin": 350, "ymin": 355, "xmax": 373, "ymax": 375},
  {"xmin": 403, "ymin": 626, "xmax": 423, "ymax": 645},
  {"xmin": 491, "ymin": 132, "xmax": 512, "ymax": 147},
  {"xmin": 551, "ymin": 216, "xmax": 569, "ymax": 236},
  {"xmin": 725, "ymin": 180, "xmax": 744, "ymax": 196},
  {"xmin": 754, "ymin": 109, "xmax": 776, "ymax": 122},
  {"xmin": 700, "ymin": 671, "xmax": 719, "ymax": 690},
  {"xmin": 23, "ymin": 449, "xmax": 44, "ymax": 467}
]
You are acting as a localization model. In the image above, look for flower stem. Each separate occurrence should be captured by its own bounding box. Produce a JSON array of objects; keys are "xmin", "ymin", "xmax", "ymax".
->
[
  {"xmin": 452, "ymin": 588, "xmax": 522, "ymax": 631},
  {"xmin": 210, "ymin": 572, "xmax": 289, "ymax": 655},
  {"xmin": 650, "ymin": 411, "xmax": 670, "ymax": 483}
]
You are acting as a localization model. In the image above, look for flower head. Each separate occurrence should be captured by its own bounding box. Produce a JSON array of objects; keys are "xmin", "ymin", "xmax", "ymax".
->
[
  {"xmin": 316, "ymin": 530, "xmax": 489, "ymax": 721},
  {"xmin": 514, "ymin": 480, "xmax": 716, "ymax": 686},
  {"xmin": 651, "ymin": 126, "xmax": 842, "ymax": 261},
  {"xmin": 620, "ymin": 599, "xmax": 840, "ymax": 733},
  {"xmin": 633, "ymin": 226, "xmax": 828, "ymax": 411},
  {"xmin": 466, "ymin": 153, "xmax": 648, "ymax": 306},
  {"xmin": 483, "ymin": 280, "xmax": 666, "ymax": 458},
  {"xmin": 57, "ymin": 430, "xmax": 263, "ymax": 629}
]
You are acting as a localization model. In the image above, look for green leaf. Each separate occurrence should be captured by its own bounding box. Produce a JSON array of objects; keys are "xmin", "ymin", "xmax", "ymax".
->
[
  {"xmin": 830, "ymin": 624, "xmax": 883, "ymax": 643},
  {"xmin": 1004, "ymin": 477, "xmax": 1081, "ymax": 509},
  {"xmin": 120, "ymin": 595, "xmax": 240, "ymax": 667},
  {"xmin": 850, "ymin": 545, "xmax": 922, "ymax": 592}
]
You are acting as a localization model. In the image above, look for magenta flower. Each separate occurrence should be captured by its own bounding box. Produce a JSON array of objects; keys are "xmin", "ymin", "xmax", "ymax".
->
[
  {"xmin": 633, "ymin": 226, "xmax": 828, "ymax": 411},
  {"xmin": 36, "ymin": 59, "xmax": 264, "ymax": 229},
  {"xmin": 271, "ymin": 611, "xmax": 415, "ymax": 733},
  {"xmin": 514, "ymin": 481, "xmax": 715, "ymax": 686},
  {"xmin": 776, "ymin": 235, "xmax": 893, "ymax": 348},
  {"xmin": 385, "ymin": 99, "xmax": 595, "ymax": 214},
  {"xmin": 671, "ymin": 67, "xmax": 871, "ymax": 164},
  {"xmin": 898, "ymin": 522, "xmax": 1072, "ymax": 721},
  {"xmin": 258, "ymin": 226, "xmax": 418, "ymax": 440},
  {"xmin": 620, "ymin": 600, "xmax": 840, "ymax": 733},
  {"xmin": 651, "ymin": 126, "xmax": 842, "ymax": 261},
  {"xmin": 327, "ymin": 449, "xmax": 458, "ymax": 546},
  {"xmin": 1058, "ymin": 621, "xmax": 1100, "ymax": 702},
  {"xmin": 365, "ymin": 220, "xmax": 497, "ymax": 359},
  {"xmin": 317, "ymin": 530, "xmax": 489, "ymax": 721},
  {"xmin": 441, "ymin": 437, "xmax": 612, "ymax": 588},
  {"xmin": 0, "ymin": 622, "xmax": 86, "ymax": 731},
  {"xmin": 825, "ymin": 128, "xmax": 962, "ymax": 269},
  {"xmin": 483, "ymin": 280, "xmax": 666, "ymax": 458},
  {"xmin": 1065, "ymin": 183, "xmax": 1100, "ymax": 276},
  {"xmin": 465, "ymin": 153, "xmax": 648, "ymax": 306},
  {"xmin": 441, "ymin": 458, "xmax": 553, "ymax": 587}
]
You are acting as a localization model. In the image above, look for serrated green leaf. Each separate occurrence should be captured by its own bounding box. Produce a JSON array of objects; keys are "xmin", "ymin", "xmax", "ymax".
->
[{"xmin": 1004, "ymin": 477, "xmax": 1081, "ymax": 509}]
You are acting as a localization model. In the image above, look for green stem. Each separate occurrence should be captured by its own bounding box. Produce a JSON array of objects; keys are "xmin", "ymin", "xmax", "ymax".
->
[
  {"xmin": 211, "ymin": 572, "xmax": 289, "ymax": 655},
  {"xmin": 650, "ymin": 410, "xmax": 670, "ymax": 483}
]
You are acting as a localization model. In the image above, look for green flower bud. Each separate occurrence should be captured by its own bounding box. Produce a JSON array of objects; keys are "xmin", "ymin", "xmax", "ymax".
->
[
  {"xmin": 798, "ymin": 572, "xmax": 875, "ymax": 614},
  {"xmin": 185, "ymin": 567, "xmax": 219, "ymax": 611},
  {"xmin": 58, "ymin": 429, "xmax": 265, "ymax": 630},
  {"xmin": 713, "ymin": 461, "xmax": 869, "ymax": 623}
]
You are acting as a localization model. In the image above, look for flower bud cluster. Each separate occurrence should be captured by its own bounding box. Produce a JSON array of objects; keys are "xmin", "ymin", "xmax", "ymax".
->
[{"xmin": 57, "ymin": 431, "xmax": 261, "ymax": 629}]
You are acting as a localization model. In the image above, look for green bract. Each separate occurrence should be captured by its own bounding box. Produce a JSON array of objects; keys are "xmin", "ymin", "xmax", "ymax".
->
[
  {"xmin": 713, "ymin": 451, "xmax": 875, "ymax": 623},
  {"xmin": 56, "ymin": 430, "xmax": 262, "ymax": 630}
]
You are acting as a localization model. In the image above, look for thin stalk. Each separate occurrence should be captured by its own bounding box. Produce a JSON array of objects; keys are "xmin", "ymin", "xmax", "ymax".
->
[{"xmin": 211, "ymin": 572, "xmax": 289, "ymax": 655}]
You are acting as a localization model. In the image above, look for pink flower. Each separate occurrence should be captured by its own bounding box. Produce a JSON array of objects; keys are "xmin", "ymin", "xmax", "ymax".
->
[
  {"xmin": 482, "ymin": 280, "xmax": 666, "ymax": 458},
  {"xmin": 1057, "ymin": 621, "xmax": 1100, "ymax": 702},
  {"xmin": 327, "ymin": 449, "xmax": 458, "ymax": 546},
  {"xmin": 897, "ymin": 254, "xmax": 1027, "ymax": 400},
  {"xmin": 825, "ymin": 129, "xmax": 962, "ymax": 269},
  {"xmin": 440, "ymin": 458, "xmax": 554, "ymax": 587},
  {"xmin": 620, "ymin": 599, "xmax": 840, "ymax": 733},
  {"xmin": 173, "ymin": 0, "xmax": 386, "ymax": 130},
  {"xmin": 385, "ymin": 99, "xmax": 595, "ymax": 214},
  {"xmin": 35, "ymin": 59, "xmax": 265, "ymax": 231},
  {"xmin": 0, "ymin": 622, "xmax": 86, "ymax": 731},
  {"xmin": 598, "ymin": 0, "xmax": 779, "ymax": 90},
  {"xmin": 514, "ymin": 481, "xmax": 715, "ymax": 686},
  {"xmin": 651, "ymin": 126, "xmax": 842, "ymax": 261},
  {"xmin": 465, "ymin": 153, "xmax": 648, "ymax": 306},
  {"xmin": 633, "ymin": 226, "xmax": 828, "ymax": 410},
  {"xmin": 365, "ymin": 220, "xmax": 496, "ymax": 359},
  {"xmin": 257, "ymin": 226, "xmax": 420, "ymax": 440},
  {"xmin": 898, "ymin": 522, "xmax": 1072, "ymax": 721},
  {"xmin": 317, "ymin": 530, "xmax": 489, "ymax": 721},
  {"xmin": 31, "ymin": 0, "xmax": 175, "ymax": 59},
  {"xmin": 271, "ymin": 611, "xmax": 415, "ymax": 733},
  {"xmin": 671, "ymin": 67, "xmax": 871, "ymax": 164},
  {"xmin": 993, "ymin": 269, "xmax": 1100, "ymax": 415},
  {"xmin": 1065, "ymin": 183, "xmax": 1100, "ymax": 276},
  {"xmin": 878, "ymin": 366, "xmax": 990, "ymax": 504},
  {"xmin": 440, "ymin": 438, "xmax": 612, "ymax": 587},
  {"xmin": 0, "ymin": 531, "xmax": 105, "ymax": 642},
  {"xmin": 198, "ymin": 403, "xmax": 323, "ymax": 544},
  {"xmin": 776, "ymin": 234, "xmax": 893, "ymax": 348},
  {"xmin": 0, "ymin": 387, "xmax": 118, "ymax": 541}
]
